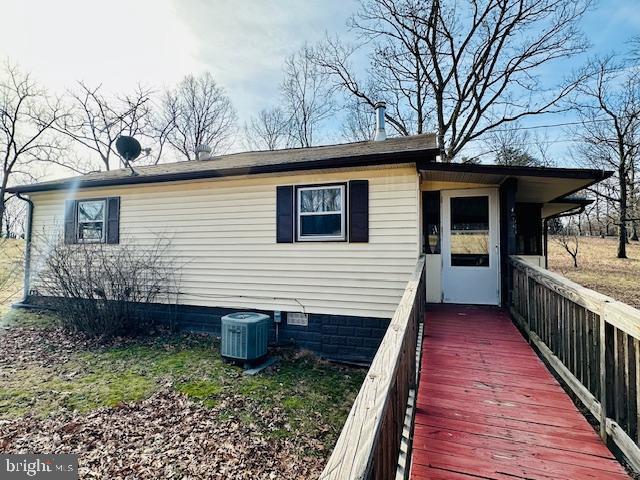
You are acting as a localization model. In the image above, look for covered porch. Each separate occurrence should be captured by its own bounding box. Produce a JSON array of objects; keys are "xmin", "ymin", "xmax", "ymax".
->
[{"xmin": 418, "ymin": 161, "xmax": 609, "ymax": 306}]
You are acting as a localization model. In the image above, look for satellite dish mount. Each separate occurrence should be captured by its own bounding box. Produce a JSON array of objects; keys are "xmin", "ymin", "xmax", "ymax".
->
[{"xmin": 115, "ymin": 136, "xmax": 142, "ymax": 175}]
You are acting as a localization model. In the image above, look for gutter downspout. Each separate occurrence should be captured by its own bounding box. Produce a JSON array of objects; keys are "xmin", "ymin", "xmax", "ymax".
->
[{"xmin": 16, "ymin": 193, "xmax": 33, "ymax": 305}]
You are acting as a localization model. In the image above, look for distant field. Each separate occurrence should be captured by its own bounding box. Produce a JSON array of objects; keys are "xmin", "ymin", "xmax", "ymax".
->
[
  {"xmin": 548, "ymin": 235, "xmax": 640, "ymax": 309},
  {"xmin": 0, "ymin": 239, "xmax": 23, "ymax": 308}
]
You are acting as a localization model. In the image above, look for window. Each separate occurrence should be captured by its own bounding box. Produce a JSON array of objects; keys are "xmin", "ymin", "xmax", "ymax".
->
[
  {"xmin": 423, "ymin": 191, "xmax": 441, "ymax": 254},
  {"xmin": 450, "ymin": 196, "xmax": 490, "ymax": 267},
  {"xmin": 77, "ymin": 199, "xmax": 106, "ymax": 243},
  {"xmin": 297, "ymin": 185, "xmax": 345, "ymax": 241},
  {"xmin": 515, "ymin": 203, "xmax": 543, "ymax": 255}
]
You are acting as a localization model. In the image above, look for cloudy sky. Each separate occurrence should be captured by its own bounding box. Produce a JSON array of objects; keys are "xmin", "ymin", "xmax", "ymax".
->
[
  {"xmin": 1, "ymin": 0, "xmax": 639, "ymax": 166},
  {"xmin": 0, "ymin": 0, "xmax": 354, "ymax": 133}
]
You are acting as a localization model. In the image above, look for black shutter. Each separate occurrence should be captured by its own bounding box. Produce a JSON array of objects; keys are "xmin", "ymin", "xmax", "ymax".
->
[
  {"xmin": 276, "ymin": 186, "xmax": 294, "ymax": 243},
  {"xmin": 64, "ymin": 200, "xmax": 77, "ymax": 244},
  {"xmin": 106, "ymin": 197, "xmax": 120, "ymax": 244},
  {"xmin": 349, "ymin": 180, "xmax": 369, "ymax": 243}
]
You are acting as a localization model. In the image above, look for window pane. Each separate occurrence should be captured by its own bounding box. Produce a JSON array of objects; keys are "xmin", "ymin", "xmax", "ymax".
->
[
  {"xmin": 78, "ymin": 200, "xmax": 105, "ymax": 222},
  {"xmin": 300, "ymin": 214, "xmax": 342, "ymax": 237},
  {"xmin": 450, "ymin": 196, "xmax": 489, "ymax": 267},
  {"xmin": 78, "ymin": 222, "xmax": 103, "ymax": 241},
  {"xmin": 300, "ymin": 188, "xmax": 342, "ymax": 213}
]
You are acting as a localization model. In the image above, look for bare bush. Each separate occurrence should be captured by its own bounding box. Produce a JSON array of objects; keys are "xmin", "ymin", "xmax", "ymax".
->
[{"xmin": 31, "ymin": 235, "xmax": 180, "ymax": 336}]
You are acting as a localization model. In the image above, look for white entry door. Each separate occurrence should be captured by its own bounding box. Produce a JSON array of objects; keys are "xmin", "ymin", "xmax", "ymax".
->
[{"xmin": 441, "ymin": 188, "xmax": 500, "ymax": 305}]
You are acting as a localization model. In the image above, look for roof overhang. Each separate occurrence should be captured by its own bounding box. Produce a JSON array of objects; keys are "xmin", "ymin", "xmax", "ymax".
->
[
  {"xmin": 542, "ymin": 197, "xmax": 594, "ymax": 218},
  {"xmin": 418, "ymin": 161, "xmax": 612, "ymax": 206}
]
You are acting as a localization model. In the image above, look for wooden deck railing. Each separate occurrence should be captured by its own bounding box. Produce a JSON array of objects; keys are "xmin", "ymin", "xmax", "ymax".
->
[
  {"xmin": 510, "ymin": 255, "xmax": 640, "ymax": 472},
  {"xmin": 320, "ymin": 255, "xmax": 426, "ymax": 480}
]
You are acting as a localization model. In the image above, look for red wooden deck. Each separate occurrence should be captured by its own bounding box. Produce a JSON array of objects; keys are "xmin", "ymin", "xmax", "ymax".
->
[{"xmin": 410, "ymin": 304, "xmax": 630, "ymax": 480}]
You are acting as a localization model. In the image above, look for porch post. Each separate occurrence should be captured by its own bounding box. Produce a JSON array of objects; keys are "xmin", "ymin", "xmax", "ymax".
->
[
  {"xmin": 543, "ymin": 218, "xmax": 549, "ymax": 269},
  {"xmin": 499, "ymin": 178, "xmax": 518, "ymax": 306}
]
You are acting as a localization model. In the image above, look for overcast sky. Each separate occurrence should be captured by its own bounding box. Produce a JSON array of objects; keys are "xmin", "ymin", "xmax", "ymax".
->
[
  {"xmin": 0, "ymin": 0, "xmax": 355, "ymax": 129},
  {"xmin": 1, "ymin": 0, "xmax": 639, "ymax": 167}
]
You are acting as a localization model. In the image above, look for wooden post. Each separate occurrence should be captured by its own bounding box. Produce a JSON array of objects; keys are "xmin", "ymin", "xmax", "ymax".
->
[
  {"xmin": 499, "ymin": 178, "xmax": 517, "ymax": 306},
  {"xmin": 525, "ymin": 270, "xmax": 532, "ymax": 344},
  {"xmin": 543, "ymin": 218, "xmax": 549, "ymax": 269},
  {"xmin": 600, "ymin": 302, "xmax": 609, "ymax": 441}
]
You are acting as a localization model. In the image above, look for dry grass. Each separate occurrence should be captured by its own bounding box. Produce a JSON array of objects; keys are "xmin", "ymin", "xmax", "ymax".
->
[
  {"xmin": 548, "ymin": 236, "xmax": 640, "ymax": 309},
  {"xmin": 0, "ymin": 239, "xmax": 24, "ymax": 309}
]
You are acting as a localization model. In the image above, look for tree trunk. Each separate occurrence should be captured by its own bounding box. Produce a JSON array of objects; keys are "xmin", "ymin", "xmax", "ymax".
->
[
  {"xmin": 618, "ymin": 170, "xmax": 628, "ymax": 259},
  {"xmin": 0, "ymin": 201, "xmax": 6, "ymax": 239},
  {"xmin": 577, "ymin": 214, "xmax": 583, "ymax": 236}
]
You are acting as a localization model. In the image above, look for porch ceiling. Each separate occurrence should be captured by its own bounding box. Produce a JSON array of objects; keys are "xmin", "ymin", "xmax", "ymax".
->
[{"xmin": 418, "ymin": 162, "xmax": 612, "ymax": 205}]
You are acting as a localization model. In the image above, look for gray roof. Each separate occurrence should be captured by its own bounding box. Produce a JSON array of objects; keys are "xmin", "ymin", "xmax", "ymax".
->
[{"xmin": 8, "ymin": 134, "xmax": 439, "ymax": 193}]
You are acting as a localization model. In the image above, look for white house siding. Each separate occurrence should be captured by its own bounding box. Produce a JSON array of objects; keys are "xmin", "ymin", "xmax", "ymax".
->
[{"xmin": 27, "ymin": 164, "xmax": 420, "ymax": 319}]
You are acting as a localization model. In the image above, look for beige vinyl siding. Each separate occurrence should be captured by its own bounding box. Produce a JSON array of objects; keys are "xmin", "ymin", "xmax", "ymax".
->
[{"xmin": 28, "ymin": 164, "xmax": 420, "ymax": 319}]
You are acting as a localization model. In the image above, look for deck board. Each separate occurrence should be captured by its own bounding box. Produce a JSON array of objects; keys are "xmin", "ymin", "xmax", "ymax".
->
[{"xmin": 410, "ymin": 304, "xmax": 629, "ymax": 480}]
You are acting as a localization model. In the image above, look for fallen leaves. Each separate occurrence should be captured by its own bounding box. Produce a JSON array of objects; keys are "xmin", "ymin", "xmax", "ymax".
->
[
  {"xmin": 0, "ymin": 317, "xmax": 363, "ymax": 479},
  {"xmin": 1, "ymin": 389, "xmax": 327, "ymax": 479},
  {"xmin": 0, "ymin": 310, "xmax": 368, "ymax": 478}
]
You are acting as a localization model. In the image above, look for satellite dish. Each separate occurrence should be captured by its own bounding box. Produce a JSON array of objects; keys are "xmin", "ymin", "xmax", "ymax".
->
[{"xmin": 116, "ymin": 136, "xmax": 142, "ymax": 161}]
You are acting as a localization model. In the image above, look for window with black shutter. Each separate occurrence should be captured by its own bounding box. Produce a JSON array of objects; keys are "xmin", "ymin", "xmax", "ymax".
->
[
  {"xmin": 64, "ymin": 197, "xmax": 120, "ymax": 244},
  {"xmin": 276, "ymin": 186, "xmax": 294, "ymax": 243},
  {"xmin": 297, "ymin": 184, "xmax": 346, "ymax": 241},
  {"xmin": 276, "ymin": 181, "xmax": 369, "ymax": 243},
  {"xmin": 348, "ymin": 180, "xmax": 369, "ymax": 243}
]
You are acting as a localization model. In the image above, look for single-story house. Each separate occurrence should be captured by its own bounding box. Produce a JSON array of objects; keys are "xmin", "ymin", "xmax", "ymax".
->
[{"xmin": 8, "ymin": 105, "xmax": 611, "ymax": 363}]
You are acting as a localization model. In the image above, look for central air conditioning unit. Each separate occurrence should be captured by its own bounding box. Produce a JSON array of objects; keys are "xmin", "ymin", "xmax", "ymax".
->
[{"xmin": 221, "ymin": 312, "xmax": 271, "ymax": 364}]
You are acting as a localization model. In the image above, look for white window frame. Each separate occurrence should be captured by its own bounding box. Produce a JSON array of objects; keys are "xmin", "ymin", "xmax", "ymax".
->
[
  {"xmin": 296, "ymin": 184, "xmax": 346, "ymax": 241},
  {"xmin": 76, "ymin": 199, "xmax": 107, "ymax": 244}
]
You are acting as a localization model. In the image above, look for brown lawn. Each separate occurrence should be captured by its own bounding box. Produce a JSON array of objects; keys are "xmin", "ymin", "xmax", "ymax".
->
[
  {"xmin": 0, "ymin": 238, "xmax": 24, "ymax": 309},
  {"xmin": 548, "ymin": 235, "xmax": 640, "ymax": 309}
]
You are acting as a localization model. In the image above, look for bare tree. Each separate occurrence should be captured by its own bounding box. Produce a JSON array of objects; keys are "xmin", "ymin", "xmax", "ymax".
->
[
  {"xmin": 0, "ymin": 63, "xmax": 67, "ymax": 236},
  {"xmin": 484, "ymin": 123, "xmax": 552, "ymax": 167},
  {"xmin": 314, "ymin": 28, "xmax": 429, "ymax": 138},
  {"xmin": 2, "ymin": 195, "xmax": 26, "ymax": 238},
  {"xmin": 342, "ymin": 98, "xmax": 376, "ymax": 142},
  {"xmin": 282, "ymin": 46, "xmax": 334, "ymax": 148},
  {"xmin": 314, "ymin": 0, "xmax": 592, "ymax": 160},
  {"xmin": 243, "ymin": 107, "xmax": 290, "ymax": 151},
  {"xmin": 571, "ymin": 56, "xmax": 640, "ymax": 259},
  {"xmin": 160, "ymin": 73, "xmax": 237, "ymax": 160},
  {"xmin": 554, "ymin": 219, "xmax": 580, "ymax": 268},
  {"xmin": 57, "ymin": 82, "xmax": 153, "ymax": 171}
]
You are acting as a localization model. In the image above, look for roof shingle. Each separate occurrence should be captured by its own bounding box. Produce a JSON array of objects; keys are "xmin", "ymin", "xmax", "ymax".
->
[{"xmin": 9, "ymin": 134, "xmax": 438, "ymax": 193}]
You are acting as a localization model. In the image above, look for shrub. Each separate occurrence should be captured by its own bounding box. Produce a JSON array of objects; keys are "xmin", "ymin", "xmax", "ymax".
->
[{"xmin": 31, "ymin": 234, "xmax": 180, "ymax": 336}]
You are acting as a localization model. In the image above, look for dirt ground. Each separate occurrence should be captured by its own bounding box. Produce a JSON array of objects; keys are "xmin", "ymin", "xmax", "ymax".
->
[{"xmin": 548, "ymin": 235, "xmax": 640, "ymax": 308}]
